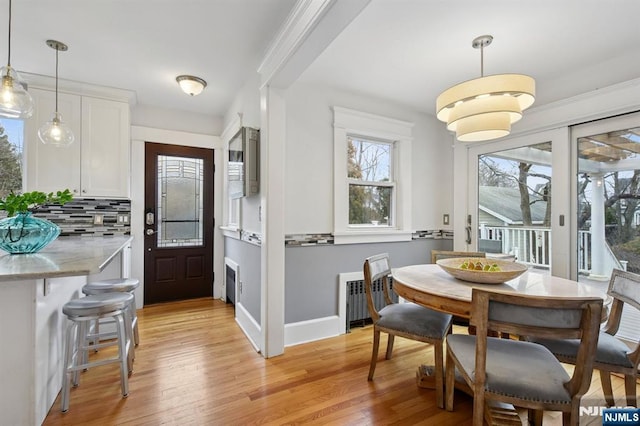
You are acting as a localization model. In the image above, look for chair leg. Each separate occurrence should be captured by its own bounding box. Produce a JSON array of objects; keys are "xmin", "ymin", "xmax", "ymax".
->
[
  {"xmin": 385, "ymin": 334, "xmax": 395, "ymax": 360},
  {"xmin": 528, "ymin": 408, "xmax": 543, "ymax": 426},
  {"xmin": 624, "ymin": 374, "xmax": 637, "ymax": 407},
  {"xmin": 123, "ymin": 309, "xmax": 134, "ymax": 373},
  {"xmin": 114, "ymin": 314, "xmax": 129, "ymax": 398},
  {"xmin": 445, "ymin": 347, "xmax": 455, "ymax": 411},
  {"xmin": 129, "ymin": 295, "xmax": 140, "ymax": 346},
  {"xmin": 472, "ymin": 386, "xmax": 484, "ymax": 426},
  {"xmin": 599, "ymin": 370, "xmax": 615, "ymax": 407},
  {"xmin": 368, "ymin": 329, "xmax": 381, "ymax": 381},
  {"xmin": 434, "ymin": 340, "xmax": 445, "ymax": 409}
]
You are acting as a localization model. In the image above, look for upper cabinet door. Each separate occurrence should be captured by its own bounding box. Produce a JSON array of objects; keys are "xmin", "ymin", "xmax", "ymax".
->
[
  {"xmin": 80, "ymin": 97, "xmax": 130, "ymax": 198},
  {"xmin": 24, "ymin": 88, "xmax": 82, "ymax": 195}
]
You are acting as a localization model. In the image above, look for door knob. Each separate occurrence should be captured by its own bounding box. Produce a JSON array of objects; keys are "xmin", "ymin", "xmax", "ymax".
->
[{"xmin": 146, "ymin": 229, "xmax": 155, "ymax": 235}]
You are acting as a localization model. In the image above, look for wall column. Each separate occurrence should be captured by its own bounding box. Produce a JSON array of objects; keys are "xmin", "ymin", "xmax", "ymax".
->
[
  {"xmin": 589, "ymin": 173, "xmax": 607, "ymax": 279},
  {"xmin": 259, "ymin": 85, "xmax": 286, "ymax": 357}
]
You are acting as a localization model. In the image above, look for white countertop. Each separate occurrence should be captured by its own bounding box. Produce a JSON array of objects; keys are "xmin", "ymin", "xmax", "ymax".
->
[{"xmin": 0, "ymin": 235, "xmax": 133, "ymax": 281}]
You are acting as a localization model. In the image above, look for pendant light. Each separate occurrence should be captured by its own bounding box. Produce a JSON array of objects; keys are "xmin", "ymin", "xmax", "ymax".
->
[
  {"xmin": 38, "ymin": 40, "xmax": 74, "ymax": 147},
  {"xmin": 436, "ymin": 35, "xmax": 535, "ymax": 142},
  {"xmin": 0, "ymin": 0, "xmax": 34, "ymax": 119}
]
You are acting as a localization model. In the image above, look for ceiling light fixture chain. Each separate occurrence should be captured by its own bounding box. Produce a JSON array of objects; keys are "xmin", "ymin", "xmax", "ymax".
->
[
  {"xmin": 46, "ymin": 39, "xmax": 68, "ymax": 114},
  {"xmin": 6, "ymin": 0, "xmax": 12, "ymax": 68},
  {"xmin": 473, "ymin": 35, "xmax": 493, "ymax": 78}
]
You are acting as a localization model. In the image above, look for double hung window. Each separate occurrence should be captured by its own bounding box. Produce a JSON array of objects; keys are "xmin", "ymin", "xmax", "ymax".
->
[{"xmin": 333, "ymin": 107, "xmax": 413, "ymax": 244}]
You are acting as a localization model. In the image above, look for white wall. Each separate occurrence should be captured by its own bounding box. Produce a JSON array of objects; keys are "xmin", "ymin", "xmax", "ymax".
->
[
  {"xmin": 132, "ymin": 104, "xmax": 223, "ymax": 135},
  {"xmin": 283, "ymin": 82, "xmax": 453, "ymax": 234},
  {"xmin": 222, "ymin": 72, "xmax": 263, "ymax": 235}
]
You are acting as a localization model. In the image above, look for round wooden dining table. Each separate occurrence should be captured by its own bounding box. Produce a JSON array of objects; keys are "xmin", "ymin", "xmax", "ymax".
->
[
  {"xmin": 392, "ymin": 263, "xmax": 608, "ymax": 319},
  {"xmin": 392, "ymin": 263, "xmax": 608, "ymax": 423}
]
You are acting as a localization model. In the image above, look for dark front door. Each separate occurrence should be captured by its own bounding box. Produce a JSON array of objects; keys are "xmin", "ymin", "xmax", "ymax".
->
[{"xmin": 144, "ymin": 142, "xmax": 214, "ymax": 304}]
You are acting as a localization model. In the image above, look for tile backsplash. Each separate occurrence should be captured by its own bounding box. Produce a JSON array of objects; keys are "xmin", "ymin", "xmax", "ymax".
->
[{"xmin": 30, "ymin": 198, "xmax": 131, "ymax": 237}]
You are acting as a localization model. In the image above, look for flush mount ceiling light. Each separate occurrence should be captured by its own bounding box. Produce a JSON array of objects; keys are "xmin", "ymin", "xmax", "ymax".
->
[
  {"xmin": 436, "ymin": 35, "xmax": 535, "ymax": 142},
  {"xmin": 176, "ymin": 75, "xmax": 207, "ymax": 96},
  {"xmin": 38, "ymin": 40, "xmax": 74, "ymax": 147},
  {"xmin": 0, "ymin": 0, "xmax": 34, "ymax": 119}
]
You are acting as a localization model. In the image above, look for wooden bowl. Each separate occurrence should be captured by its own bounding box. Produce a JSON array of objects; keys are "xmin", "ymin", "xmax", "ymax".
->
[{"xmin": 436, "ymin": 257, "xmax": 528, "ymax": 284}]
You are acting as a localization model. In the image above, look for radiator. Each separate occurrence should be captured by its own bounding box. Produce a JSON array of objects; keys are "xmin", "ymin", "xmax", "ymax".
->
[{"xmin": 346, "ymin": 276, "xmax": 398, "ymax": 332}]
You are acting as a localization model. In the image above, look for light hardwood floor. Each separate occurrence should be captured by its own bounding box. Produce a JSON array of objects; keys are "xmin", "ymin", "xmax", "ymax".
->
[{"xmin": 43, "ymin": 298, "xmax": 635, "ymax": 425}]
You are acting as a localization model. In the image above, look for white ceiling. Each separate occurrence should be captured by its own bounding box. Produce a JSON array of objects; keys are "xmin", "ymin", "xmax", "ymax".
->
[
  {"xmin": 6, "ymin": 0, "xmax": 640, "ymax": 121},
  {"xmin": 299, "ymin": 0, "xmax": 640, "ymax": 115},
  {"xmin": 4, "ymin": 0, "xmax": 296, "ymax": 117}
]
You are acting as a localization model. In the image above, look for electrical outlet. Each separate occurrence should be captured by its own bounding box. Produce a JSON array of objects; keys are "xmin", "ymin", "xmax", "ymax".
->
[
  {"xmin": 93, "ymin": 214, "xmax": 104, "ymax": 225},
  {"xmin": 117, "ymin": 213, "xmax": 130, "ymax": 224},
  {"xmin": 239, "ymin": 281, "xmax": 243, "ymax": 294},
  {"xmin": 443, "ymin": 214, "xmax": 450, "ymax": 225}
]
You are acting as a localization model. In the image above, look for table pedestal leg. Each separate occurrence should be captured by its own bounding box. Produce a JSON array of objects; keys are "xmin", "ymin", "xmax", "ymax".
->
[
  {"xmin": 416, "ymin": 365, "xmax": 436, "ymax": 389},
  {"xmin": 416, "ymin": 365, "xmax": 524, "ymax": 425}
]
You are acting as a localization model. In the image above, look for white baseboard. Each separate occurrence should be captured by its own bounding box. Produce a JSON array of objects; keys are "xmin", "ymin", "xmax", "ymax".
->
[
  {"xmin": 235, "ymin": 302, "xmax": 261, "ymax": 353},
  {"xmin": 284, "ymin": 315, "xmax": 343, "ymax": 347}
]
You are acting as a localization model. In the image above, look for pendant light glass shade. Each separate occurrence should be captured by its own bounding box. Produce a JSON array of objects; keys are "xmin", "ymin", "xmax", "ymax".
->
[
  {"xmin": 0, "ymin": 65, "xmax": 34, "ymax": 118},
  {"xmin": 0, "ymin": 0, "xmax": 34, "ymax": 119},
  {"xmin": 38, "ymin": 111, "xmax": 74, "ymax": 146},
  {"xmin": 436, "ymin": 35, "xmax": 535, "ymax": 142},
  {"xmin": 38, "ymin": 40, "xmax": 74, "ymax": 147}
]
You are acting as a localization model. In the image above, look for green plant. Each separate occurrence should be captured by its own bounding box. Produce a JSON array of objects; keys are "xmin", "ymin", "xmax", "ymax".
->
[{"xmin": 0, "ymin": 189, "xmax": 73, "ymax": 217}]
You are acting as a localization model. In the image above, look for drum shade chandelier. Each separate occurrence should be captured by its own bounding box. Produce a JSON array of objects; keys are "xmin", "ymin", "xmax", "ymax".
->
[
  {"xmin": 436, "ymin": 35, "xmax": 535, "ymax": 142},
  {"xmin": 0, "ymin": 0, "xmax": 34, "ymax": 119},
  {"xmin": 176, "ymin": 75, "xmax": 207, "ymax": 96},
  {"xmin": 38, "ymin": 40, "xmax": 74, "ymax": 147}
]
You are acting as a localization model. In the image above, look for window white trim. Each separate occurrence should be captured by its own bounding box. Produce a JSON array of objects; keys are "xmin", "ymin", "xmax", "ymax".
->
[
  {"xmin": 221, "ymin": 114, "xmax": 242, "ymax": 232},
  {"xmin": 333, "ymin": 106, "xmax": 413, "ymax": 244}
]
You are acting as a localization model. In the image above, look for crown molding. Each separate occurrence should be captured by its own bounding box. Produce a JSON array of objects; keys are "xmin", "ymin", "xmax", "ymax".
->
[{"xmin": 20, "ymin": 71, "xmax": 137, "ymax": 104}]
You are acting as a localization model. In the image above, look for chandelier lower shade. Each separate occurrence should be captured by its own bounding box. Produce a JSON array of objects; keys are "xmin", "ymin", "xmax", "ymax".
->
[
  {"xmin": 38, "ymin": 112, "xmax": 75, "ymax": 147},
  {"xmin": 0, "ymin": 65, "xmax": 34, "ymax": 119},
  {"xmin": 455, "ymin": 112, "xmax": 511, "ymax": 142},
  {"xmin": 436, "ymin": 73, "xmax": 535, "ymax": 142}
]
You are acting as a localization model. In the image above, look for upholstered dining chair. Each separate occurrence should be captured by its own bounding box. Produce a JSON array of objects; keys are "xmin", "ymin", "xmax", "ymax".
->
[
  {"xmin": 363, "ymin": 253, "xmax": 453, "ymax": 408},
  {"xmin": 445, "ymin": 288, "xmax": 602, "ymax": 426},
  {"xmin": 430, "ymin": 250, "xmax": 485, "ymax": 264},
  {"xmin": 532, "ymin": 269, "xmax": 640, "ymax": 407}
]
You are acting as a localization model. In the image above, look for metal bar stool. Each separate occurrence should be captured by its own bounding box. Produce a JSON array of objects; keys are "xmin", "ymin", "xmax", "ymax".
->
[
  {"xmin": 82, "ymin": 278, "xmax": 140, "ymax": 347},
  {"xmin": 61, "ymin": 292, "xmax": 133, "ymax": 412}
]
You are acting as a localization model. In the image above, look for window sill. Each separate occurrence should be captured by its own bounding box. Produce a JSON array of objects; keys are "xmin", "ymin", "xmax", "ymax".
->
[
  {"xmin": 220, "ymin": 226, "xmax": 240, "ymax": 240},
  {"xmin": 333, "ymin": 230, "xmax": 412, "ymax": 245}
]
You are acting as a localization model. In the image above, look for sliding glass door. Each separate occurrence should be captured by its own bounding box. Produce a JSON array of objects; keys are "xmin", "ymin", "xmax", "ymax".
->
[
  {"xmin": 572, "ymin": 113, "xmax": 640, "ymax": 280},
  {"xmin": 466, "ymin": 129, "xmax": 571, "ymax": 277}
]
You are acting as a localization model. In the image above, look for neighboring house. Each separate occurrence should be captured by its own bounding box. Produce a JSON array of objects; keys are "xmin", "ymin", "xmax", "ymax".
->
[{"xmin": 478, "ymin": 186, "xmax": 548, "ymax": 227}]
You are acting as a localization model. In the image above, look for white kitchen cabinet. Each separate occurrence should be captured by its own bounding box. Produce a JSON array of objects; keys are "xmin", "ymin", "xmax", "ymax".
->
[
  {"xmin": 25, "ymin": 88, "xmax": 131, "ymax": 198},
  {"xmin": 25, "ymin": 88, "xmax": 82, "ymax": 195}
]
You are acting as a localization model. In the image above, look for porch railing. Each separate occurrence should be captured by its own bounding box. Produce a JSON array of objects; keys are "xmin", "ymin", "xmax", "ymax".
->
[{"xmin": 479, "ymin": 225, "xmax": 592, "ymax": 273}]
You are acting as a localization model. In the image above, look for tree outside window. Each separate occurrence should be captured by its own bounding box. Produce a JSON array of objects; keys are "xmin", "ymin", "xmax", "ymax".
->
[
  {"xmin": 347, "ymin": 136, "xmax": 393, "ymax": 226},
  {"xmin": 0, "ymin": 119, "xmax": 23, "ymax": 199}
]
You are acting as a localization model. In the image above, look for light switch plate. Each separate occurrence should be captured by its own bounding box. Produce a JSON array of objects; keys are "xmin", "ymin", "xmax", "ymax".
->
[{"xmin": 93, "ymin": 214, "xmax": 104, "ymax": 225}]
